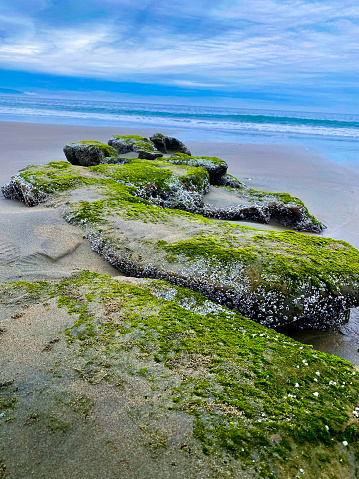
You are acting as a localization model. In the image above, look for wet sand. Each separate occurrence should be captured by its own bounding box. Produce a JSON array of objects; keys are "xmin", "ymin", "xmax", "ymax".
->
[{"xmin": 2, "ymin": 121, "xmax": 359, "ymax": 363}]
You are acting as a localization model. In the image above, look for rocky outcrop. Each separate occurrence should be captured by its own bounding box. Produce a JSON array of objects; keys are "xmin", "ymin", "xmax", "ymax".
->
[
  {"xmin": 2, "ymin": 160, "xmax": 355, "ymax": 330},
  {"xmin": 150, "ymin": 133, "xmax": 191, "ymax": 155},
  {"xmin": 219, "ymin": 173, "xmax": 245, "ymax": 188},
  {"xmin": 200, "ymin": 185, "xmax": 325, "ymax": 233},
  {"xmin": 167, "ymin": 153, "xmax": 228, "ymax": 184},
  {"xmin": 2, "ymin": 272, "xmax": 359, "ymax": 479},
  {"xmin": 1, "ymin": 175, "xmax": 47, "ymax": 206},
  {"xmin": 63, "ymin": 141, "xmax": 119, "ymax": 166},
  {"xmin": 108, "ymin": 135, "xmax": 163, "ymax": 160}
]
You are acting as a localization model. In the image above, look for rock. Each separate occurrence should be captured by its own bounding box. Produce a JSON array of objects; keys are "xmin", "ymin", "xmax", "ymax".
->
[
  {"xmin": 108, "ymin": 135, "xmax": 163, "ymax": 160},
  {"xmin": 3, "ymin": 160, "xmax": 357, "ymax": 329},
  {"xmin": 100, "ymin": 156, "xmax": 131, "ymax": 165},
  {"xmin": 150, "ymin": 133, "xmax": 191, "ymax": 155},
  {"xmin": 200, "ymin": 185, "xmax": 325, "ymax": 233},
  {"xmin": 1, "ymin": 272, "xmax": 359, "ymax": 479},
  {"xmin": 167, "ymin": 153, "xmax": 228, "ymax": 184},
  {"xmin": 2, "ymin": 158, "xmax": 209, "ymax": 212},
  {"xmin": 138, "ymin": 150, "xmax": 163, "ymax": 160},
  {"xmin": 1, "ymin": 175, "xmax": 47, "ymax": 206},
  {"xmin": 63, "ymin": 141, "xmax": 119, "ymax": 167},
  {"xmin": 219, "ymin": 173, "xmax": 245, "ymax": 189}
]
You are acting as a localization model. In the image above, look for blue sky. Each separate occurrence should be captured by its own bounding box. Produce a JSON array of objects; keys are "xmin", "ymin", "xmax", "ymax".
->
[{"xmin": 0, "ymin": 0, "xmax": 358, "ymax": 112}]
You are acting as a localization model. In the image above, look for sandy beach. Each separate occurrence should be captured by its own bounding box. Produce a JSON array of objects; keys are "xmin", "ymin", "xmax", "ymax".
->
[{"xmin": 2, "ymin": 120, "xmax": 359, "ymax": 363}]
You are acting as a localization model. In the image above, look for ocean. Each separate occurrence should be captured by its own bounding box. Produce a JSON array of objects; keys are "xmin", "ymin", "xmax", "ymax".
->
[{"xmin": 0, "ymin": 94, "xmax": 359, "ymax": 165}]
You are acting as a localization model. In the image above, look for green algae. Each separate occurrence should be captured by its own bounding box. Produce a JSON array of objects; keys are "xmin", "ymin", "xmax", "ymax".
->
[
  {"xmin": 110, "ymin": 135, "xmax": 160, "ymax": 154},
  {"xmin": 91, "ymin": 161, "xmax": 174, "ymax": 189},
  {"xmin": 14, "ymin": 160, "xmax": 209, "ymax": 198},
  {"xmin": 112, "ymin": 135, "xmax": 148, "ymax": 141},
  {"xmin": 159, "ymin": 229, "xmax": 359, "ymax": 296},
  {"xmin": 3, "ymin": 161, "xmax": 357, "ymax": 328},
  {"xmin": 2, "ymin": 272, "xmax": 359, "ymax": 478},
  {"xmin": 167, "ymin": 153, "xmax": 227, "ymax": 182},
  {"xmin": 68, "ymin": 141, "xmax": 119, "ymax": 158}
]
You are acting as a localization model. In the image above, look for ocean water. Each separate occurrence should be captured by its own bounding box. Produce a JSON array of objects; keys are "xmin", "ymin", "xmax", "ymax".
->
[{"xmin": 0, "ymin": 94, "xmax": 359, "ymax": 165}]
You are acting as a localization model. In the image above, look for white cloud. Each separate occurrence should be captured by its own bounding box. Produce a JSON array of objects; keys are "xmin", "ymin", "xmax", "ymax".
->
[
  {"xmin": 169, "ymin": 80, "xmax": 226, "ymax": 88},
  {"xmin": 0, "ymin": 0, "xmax": 357, "ymax": 95}
]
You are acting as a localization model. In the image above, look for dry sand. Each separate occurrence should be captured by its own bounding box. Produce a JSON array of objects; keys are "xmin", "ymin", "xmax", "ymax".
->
[{"xmin": 2, "ymin": 120, "xmax": 359, "ymax": 363}]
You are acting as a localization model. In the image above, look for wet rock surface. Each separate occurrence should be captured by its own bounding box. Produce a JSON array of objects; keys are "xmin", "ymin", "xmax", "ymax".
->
[
  {"xmin": 1, "ymin": 273, "xmax": 359, "ymax": 479},
  {"xmin": 1, "ymin": 157, "xmax": 353, "ymax": 329}
]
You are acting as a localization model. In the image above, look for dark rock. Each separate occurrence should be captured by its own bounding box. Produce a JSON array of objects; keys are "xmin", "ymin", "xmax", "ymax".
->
[
  {"xmin": 167, "ymin": 154, "xmax": 227, "ymax": 184},
  {"xmin": 150, "ymin": 133, "xmax": 191, "ymax": 155},
  {"xmin": 108, "ymin": 135, "xmax": 163, "ymax": 159},
  {"xmin": 138, "ymin": 150, "xmax": 164, "ymax": 160},
  {"xmin": 1, "ymin": 176, "xmax": 47, "ymax": 206},
  {"xmin": 219, "ymin": 174, "xmax": 245, "ymax": 189},
  {"xmin": 63, "ymin": 141, "xmax": 119, "ymax": 167}
]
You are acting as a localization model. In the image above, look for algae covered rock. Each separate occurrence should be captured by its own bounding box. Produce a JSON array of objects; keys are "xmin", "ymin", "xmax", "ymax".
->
[
  {"xmin": 1, "ymin": 272, "xmax": 359, "ymax": 479},
  {"xmin": 1, "ymin": 159, "xmax": 210, "ymax": 211},
  {"xmin": 200, "ymin": 185, "xmax": 325, "ymax": 233},
  {"xmin": 1, "ymin": 174, "xmax": 47, "ymax": 206},
  {"xmin": 150, "ymin": 133, "xmax": 191, "ymax": 155},
  {"xmin": 167, "ymin": 153, "xmax": 228, "ymax": 184},
  {"xmin": 63, "ymin": 140, "xmax": 119, "ymax": 166},
  {"xmin": 108, "ymin": 134, "xmax": 163, "ymax": 160},
  {"xmin": 219, "ymin": 173, "xmax": 245, "ymax": 189},
  {"xmin": 2, "ymin": 160, "xmax": 356, "ymax": 329}
]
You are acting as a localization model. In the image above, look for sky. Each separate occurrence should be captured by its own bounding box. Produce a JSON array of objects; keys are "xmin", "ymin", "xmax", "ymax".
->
[{"xmin": 0, "ymin": 0, "xmax": 358, "ymax": 112}]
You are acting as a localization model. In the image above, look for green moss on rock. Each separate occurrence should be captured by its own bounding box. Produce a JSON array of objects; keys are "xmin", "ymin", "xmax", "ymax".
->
[
  {"xmin": 108, "ymin": 135, "xmax": 163, "ymax": 159},
  {"xmin": 168, "ymin": 153, "xmax": 228, "ymax": 184},
  {"xmin": 63, "ymin": 141, "xmax": 119, "ymax": 167},
  {"xmin": 1, "ymin": 161, "xmax": 356, "ymax": 329},
  {"xmin": 1, "ymin": 272, "xmax": 359, "ymax": 478}
]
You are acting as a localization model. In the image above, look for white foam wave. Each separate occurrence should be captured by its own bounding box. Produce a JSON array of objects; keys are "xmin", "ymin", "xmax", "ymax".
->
[{"xmin": 0, "ymin": 106, "xmax": 358, "ymax": 139}]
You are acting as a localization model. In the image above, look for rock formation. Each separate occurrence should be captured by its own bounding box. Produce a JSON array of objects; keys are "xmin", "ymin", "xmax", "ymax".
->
[
  {"xmin": 1, "ymin": 272, "xmax": 359, "ymax": 479},
  {"xmin": 63, "ymin": 141, "xmax": 119, "ymax": 166},
  {"xmin": 150, "ymin": 133, "xmax": 192, "ymax": 155},
  {"xmin": 2, "ymin": 157, "xmax": 353, "ymax": 329},
  {"xmin": 108, "ymin": 135, "xmax": 163, "ymax": 160},
  {"xmin": 2, "ymin": 134, "xmax": 359, "ymax": 478}
]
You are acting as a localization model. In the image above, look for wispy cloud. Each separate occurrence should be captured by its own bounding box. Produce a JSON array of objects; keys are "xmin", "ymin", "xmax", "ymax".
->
[{"xmin": 0, "ymin": 0, "xmax": 358, "ymax": 109}]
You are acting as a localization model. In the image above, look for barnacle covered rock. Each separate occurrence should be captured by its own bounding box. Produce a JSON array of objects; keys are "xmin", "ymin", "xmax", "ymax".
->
[
  {"xmin": 2, "ymin": 159, "xmax": 355, "ymax": 329},
  {"xmin": 1, "ymin": 272, "xmax": 359, "ymax": 479}
]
